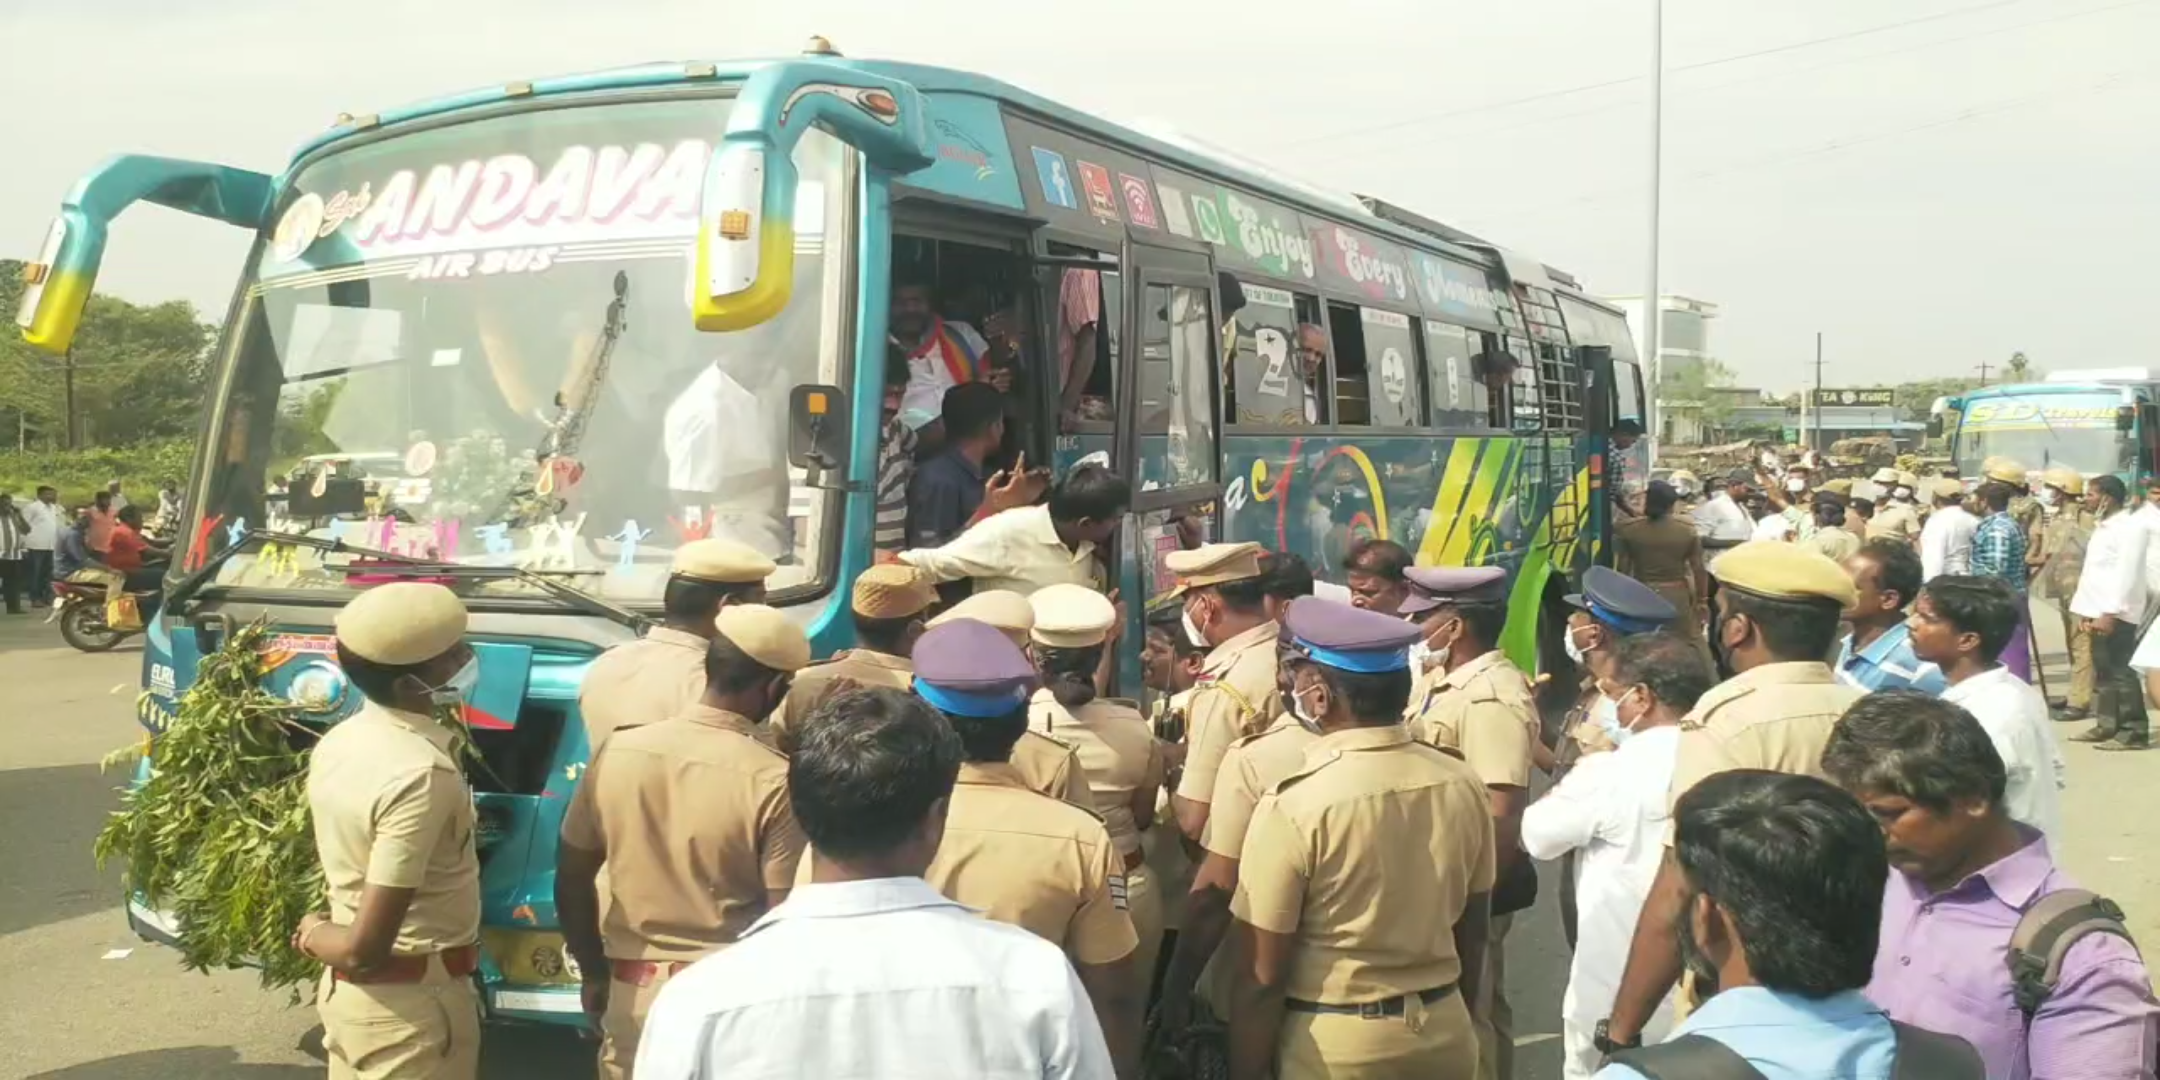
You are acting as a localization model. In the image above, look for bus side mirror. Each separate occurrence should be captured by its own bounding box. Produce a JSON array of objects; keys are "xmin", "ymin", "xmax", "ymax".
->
[
  {"xmin": 1926, "ymin": 415, "xmax": 1944, "ymax": 439},
  {"xmin": 2118, "ymin": 405, "xmax": 2136, "ymax": 432},
  {"xmin": 16, "ymin": 217, "xmax": 93, "ymax": 354},
  {"xmin": 788, "ymin": 385, "xmax": 852, "ymax": 489}
]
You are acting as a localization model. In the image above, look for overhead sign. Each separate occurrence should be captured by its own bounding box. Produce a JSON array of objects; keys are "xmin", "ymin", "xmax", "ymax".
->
[{"xmin": 1812, "ymin": 388, "xmax": 1895, "ymax": 407}]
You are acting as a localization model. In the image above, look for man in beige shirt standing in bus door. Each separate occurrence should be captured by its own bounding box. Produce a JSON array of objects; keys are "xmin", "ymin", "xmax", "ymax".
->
[
  {"xmin": 1399, "ymin": 565, "xmax": 1536, "ymax": 1080},
  {"xmin": 579, "ymin": 539, "xmax": 773, "ymax": 749},
  {"xmin": 1594, "ymin": 540, "xmax": 1862, "ymax": 1057},
  {"xmin": 768, "ymin": 564, "xmax": 939, "ymax": 751},
  {"xmin": 556, "ymin": 605, "xmax": 811, "ymax": 1080},
  {"xmin": 1169, "ymin": 543, "xmax": 1285, "ymax": 849},
  {"xmin": 295, "ymin": 583, "xmax": 484, "ymax": 1080}
]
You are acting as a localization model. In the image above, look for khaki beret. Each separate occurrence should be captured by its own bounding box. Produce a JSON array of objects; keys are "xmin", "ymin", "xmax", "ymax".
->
[
  {"xmin": 671, "ymin": 539, "xmax": 776, "ymax": 584},
  {"xmin": 1981, "ymin": 456, "xmax": 2028, "ymax": 485},
  {"xmin": 1896, "ymin": 471, "xmax": 1918, "ymax": 489},
  {"xmin": 1029, "ymin": 584, "xmax": 1117, "ymax": 649},
  {"xmin": 2043, "ymin": 465, "xmax": 2086, "ymax": 496},
  {"xmin": 1932, "ymin": 477, "xmax": 1967, "ymax": 502},
  {"xmin": 851, "ymin": 565, "xmax": 938, "ymax": 620},
  {"xmin": 929, "ymin": 590, "xmax": 1035, "ymax": 644},
  {"xmin": 1819, "ymin": 478, "xmax": 1854, "ymax": 495},
  {"xmin": 1871, "ymin": 467, "xmax": 1900, "ymax": 485},
  {"xmin": 713, "ymin": 604, "xmax": 810, "ymax": 672},
  {"xmin": 1710, "ymin": 541, "xmax": 1858, "ymax": 607},
  {"xmin": 1164, "ymin": 541, "xmax": 1265, "ymax": 596},
  {"xmin": 334, "ymin": 582, "xmax": 469, "ymax": 666}
]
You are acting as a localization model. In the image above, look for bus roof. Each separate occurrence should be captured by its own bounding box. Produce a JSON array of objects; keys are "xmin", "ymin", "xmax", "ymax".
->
[{"xmin": 286, "ymin": 53, "xmax": 1612, "ymax": 312}]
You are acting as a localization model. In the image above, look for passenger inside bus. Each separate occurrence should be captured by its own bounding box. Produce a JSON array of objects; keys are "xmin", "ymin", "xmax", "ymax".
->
[{"xmin": 1475, "ymin": 348, "xmax": 1520, "ymax": 429}]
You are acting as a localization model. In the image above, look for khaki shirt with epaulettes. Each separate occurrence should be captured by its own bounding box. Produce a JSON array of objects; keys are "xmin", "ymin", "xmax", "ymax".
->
[
  {"xmin": 1011, "ymin": 729, "xmax": 1093, "ymax": 807},
  {"xmin": 306, "ymin": 701, "xmax": 480, "ymax": 955},
  {"xmin": 770, "ymin": 649, "xmax": 914, "ymax": 751},
  {"xmin": 2036, "ymin": 506, "xmax": 2095, "ymax": 599},
  {"xmin": 579, "ymin": 626, "xmax": 708, "ymax": 749},
  {"xmin": 1030, "ymin": 690, "xmax": 1166, "ymax": 858},
  {"xmin": 1866, "ymin": 502, "xmax": 1921, "ymax": 544},
  {"xmin": 1666, "ymin": 661, "xmax": 1864, "ymax": 823},
  {"xmin": 1200, "ymin": 716, "xmax": 1319, "ymax": 860},
  {"xmin": 1175, "ymin": 621, "xmax": 1283, "ymax": 805},
  {"xmin": 1230, "ymin": 724, "xmax": 1497, "ymax": 1003},
  {"xmin": 1405, "ymin": 649, "xmax": 1536, "ymax": 789},
  {"xmin": 929, "ymin": 762, "xmax": 1138, "ymax": 965},
  {"xmin": 560, "ymin": 704, "xmax": 804, "ymax": 961}
]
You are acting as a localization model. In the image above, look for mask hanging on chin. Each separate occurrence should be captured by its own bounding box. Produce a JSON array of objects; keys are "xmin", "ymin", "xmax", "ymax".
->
[{"xmin": 1290, "ymin": 685, "xmax": 1326, "ymax": 734}]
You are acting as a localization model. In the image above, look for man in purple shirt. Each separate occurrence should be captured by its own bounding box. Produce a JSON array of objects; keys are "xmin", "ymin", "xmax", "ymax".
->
[{"xmin": 1826, "ymin": 692, "xmax": 2160, "ymax": 1079}]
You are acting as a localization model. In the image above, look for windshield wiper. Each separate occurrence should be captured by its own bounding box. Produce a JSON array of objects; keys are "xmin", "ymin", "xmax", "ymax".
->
[
  {"xmin": 336, "ymin": 560, "xmax": 651, "ymax": 634},
  {"xmin": 166, "ymin": 527, "xmax": 651, "ymax": 634}
]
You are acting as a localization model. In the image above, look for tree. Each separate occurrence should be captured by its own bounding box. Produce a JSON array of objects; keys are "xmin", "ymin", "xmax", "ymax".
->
[
  {"xmin": 0, "ymin": 258, "xmax": 214, "ymax": 449},
  {"xmin": 2007, "ymin": 351, "xmax": 2032, "ymax": 381},
  {"xmin": 1892, "ymin": 376, "xmax": 1986, "ymax": 422},
  {"xmin": 1662, "ymin": 357, "xmax": 1740, "ymax": 430}
]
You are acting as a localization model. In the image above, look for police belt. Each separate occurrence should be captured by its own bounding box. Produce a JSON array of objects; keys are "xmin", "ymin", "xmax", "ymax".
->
[
  {"xmin": 334, "ymin": 943, "xmax": 479, "ymax": 984},
  {"xmin": 1285, "ymin": 982, "xmax": 1456, "ymax": 1017}
]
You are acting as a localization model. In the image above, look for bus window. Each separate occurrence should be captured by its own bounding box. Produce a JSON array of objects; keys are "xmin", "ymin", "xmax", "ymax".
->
[
  {"xmin": 1359, "ymin": 308, "xmax": 1421, "ymax": 428},
  {"xmin": 1424, "ymin": 322, "xmax": 1490, "ymax": 429},
  {"xmin": 1137, "ymin": 282, "xmax": 1219, "ymax": 490},
  {"xmin": 1613, "ymin": 358, "xmax": 1646, "ymax": 429},
  {"xmin": 1050, "ymin": 245, "xmax": 1118, "ymax": 432},
  {"xmin": 1226, "ymin": 282, "xmax": 1322, "ymax": 426},
  {"xmin": 1325, "ymin": 301, "xmax": 1370, "ymax": 426}
]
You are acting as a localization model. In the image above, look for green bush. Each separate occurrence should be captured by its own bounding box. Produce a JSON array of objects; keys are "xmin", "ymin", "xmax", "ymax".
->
[{"xmin": 0, "ymin": 440, "xmax": 195, "ymax": 509}]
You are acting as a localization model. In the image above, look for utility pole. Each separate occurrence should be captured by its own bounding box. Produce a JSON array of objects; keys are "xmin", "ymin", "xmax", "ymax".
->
[
  {"xmin": 1813, "ymin": 332, "xmax": 1825, "ymax": 454},
  {"xmin": 1975, "ymin": 358, "xmax": 1993, "ymax": 387},
  {"xmin": 62, "ymin": 346, "xmax": 78, "ymax": 450},
  {"xmin": 1641, "ymin": 0, "xmax": 1664, "ymax": 441}
]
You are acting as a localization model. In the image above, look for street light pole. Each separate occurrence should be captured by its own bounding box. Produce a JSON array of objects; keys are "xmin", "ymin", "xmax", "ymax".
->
[{"xmin": 1642, "ymin": 0, "xmax": 1664, "ymax": 442}]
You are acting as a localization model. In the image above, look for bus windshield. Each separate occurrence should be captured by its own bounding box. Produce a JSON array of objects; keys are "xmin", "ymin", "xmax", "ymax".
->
[
  {"xmin": 193, "ymin": 95, "xmax": 852, "ymax": 605},
  {"xmin": 1953, "ymin": 390, "xmax": 2131, "ymax": 479}
]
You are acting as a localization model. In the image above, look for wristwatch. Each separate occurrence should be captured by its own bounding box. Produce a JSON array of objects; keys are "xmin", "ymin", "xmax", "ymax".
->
[{"xmin": 1593, "ymin": 1019, "xmax": 1640, "ymax": 1055}]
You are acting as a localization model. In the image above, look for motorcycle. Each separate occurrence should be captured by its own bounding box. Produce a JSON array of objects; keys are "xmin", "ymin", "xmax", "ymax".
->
[{"xmin": 49, "ymin": 573, "xmax": 159, "ymax": 653}]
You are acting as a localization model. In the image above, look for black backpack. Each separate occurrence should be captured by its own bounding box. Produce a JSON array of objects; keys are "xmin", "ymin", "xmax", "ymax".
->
[
  {"xmin": 2008, "ymin": 888, "xmax": 2139, "ymax": 1018},
  {"xmin": 1607, "ymin": 1022, "xmax": 1982, "ymax": 1079}
]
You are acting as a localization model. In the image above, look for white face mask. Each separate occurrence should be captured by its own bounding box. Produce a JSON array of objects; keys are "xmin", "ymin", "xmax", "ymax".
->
[
  {"xmin": 1786, "ymin": 477, "xmax": 1807, "ymax": 494},
  {"xmin": 2038, "ymin": 488, "xmax": 2059, "ymax": 507},
  {"xmin": 1181, "ymin": 603, "xmax": 1208, "ymax": 651},
  {"xmin": 424, "ymin": 656, "xmax": 480, "ymax": 712},
  {"xmin": 1407, "ymin": 640, "xmax": 1433, "ymax": 673},
  {"xmin": 1290, "ymin": 683, "xmax": 1325, "ymax": 734},
  {"xmin": 1564, "ymin": 625, "xmax": 1593, "ymax": 665},
  {"xmin": 1592, "ymin": 694, "xmax": 1629, "ymax": 745},
  {"xmin": 1893, "ymin": 486, "xmax": 1913, "ymax": 501}
]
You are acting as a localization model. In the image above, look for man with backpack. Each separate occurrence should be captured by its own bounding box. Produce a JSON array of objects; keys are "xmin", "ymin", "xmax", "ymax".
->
[
  {"xmin": 1593, "ymin": 770, "xmax": 1982, "ymax": 1079},
  {"xmin": 1827, "ymin": 691, "xmax": 2159, "ymax": 1078}
]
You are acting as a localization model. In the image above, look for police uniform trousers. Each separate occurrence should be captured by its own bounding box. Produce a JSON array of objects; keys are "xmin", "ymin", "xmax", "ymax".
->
[
  {"xmin": 2057, "ymin": 596, "xmax": 2095, "ymax": 710},
  {"xmin": 318, "ymin": 960, "xmax": 481, "ymax": 1080},
  {"xmin": 1277, "ymin": 985, "xmax": 1478, "ymax": 1079},
  {"xmin": 1125, "ymin": 861, "xmax": 1165, "ymax": 1001},
  {"xmin": 603, "ymin": 961, "xmax": 691, "ymax": 1080},
  {"xmin": 1472, "ymin": 913, "xmax": 1514, "ymax": 1080}
]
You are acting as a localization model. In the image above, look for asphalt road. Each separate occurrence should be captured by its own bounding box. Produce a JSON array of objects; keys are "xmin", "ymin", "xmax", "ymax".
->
[{"xmin": 4, "ymin": 604, "xmax": 2148, "ymax": 1078}]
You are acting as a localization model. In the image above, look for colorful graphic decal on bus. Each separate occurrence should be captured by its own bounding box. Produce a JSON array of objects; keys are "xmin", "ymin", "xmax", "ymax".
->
[{"xmin": 896, "ymin": 93, "xmax": 1023, "ymax": 209}]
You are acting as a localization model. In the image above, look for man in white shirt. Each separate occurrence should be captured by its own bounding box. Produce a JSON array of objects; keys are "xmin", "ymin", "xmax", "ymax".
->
[
  {"xmin": 1921, "ymin": 477, "xmax": 1979, "ymax": 581},
  {"xmin": 1906, "ymin": 575, "xmax": 2066, "ymax": 840},
  {"xmin": 2067, "ymin": 474, "xmax": 2151, "ymax": 751},
  {"xmin": 20, "ymin": 485, "xmax": 60, "ymax": 608},
  {"xmin": 898, "ymin": 464, "xmax": 1127, "ymax": 597},
  {"xmin": 1692, "ymin": 470, "xmax": 1756, "ymax": 553},
  {"xmin": 634, "ymin": 686, "xmax": 1115, "ymax": 1080},
  {"xmin": 892, "ymin": 280, "xmax": 1007, "ymax": 433},
  {"xmin": 1523, "ymin": 633, "xmax": 1708, "ymax": 1078}
]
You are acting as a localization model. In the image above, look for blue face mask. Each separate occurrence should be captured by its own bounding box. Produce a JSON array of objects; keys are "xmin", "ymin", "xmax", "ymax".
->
[{"xmin": 1592, "ymin": 694, "xmax": 1630, "ymax": 745}]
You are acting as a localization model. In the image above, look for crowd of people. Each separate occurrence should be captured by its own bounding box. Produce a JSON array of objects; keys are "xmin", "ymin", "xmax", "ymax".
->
[
  {"xmin": 0, "ymin": 479, "xmax": 179, "ymax": 615},
  {"xmin": 284, "ymin": 437, "xmax": 2160, "ymax": 1080}
]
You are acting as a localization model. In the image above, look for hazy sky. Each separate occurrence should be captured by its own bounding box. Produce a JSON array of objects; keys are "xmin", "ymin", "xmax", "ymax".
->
[{"xmin": 4, "ymin": 0, "xmax": 2155, "ymax": 392}]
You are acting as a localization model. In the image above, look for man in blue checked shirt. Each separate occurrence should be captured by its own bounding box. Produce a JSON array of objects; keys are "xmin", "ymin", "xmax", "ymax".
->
[
  {"xmin": 1971, "ymin": 466, "xmax": 2035, "ymax": 681},
  {"xmin": 1836, "ymin": 540, "xmax": 1946, "ymax": 695}
]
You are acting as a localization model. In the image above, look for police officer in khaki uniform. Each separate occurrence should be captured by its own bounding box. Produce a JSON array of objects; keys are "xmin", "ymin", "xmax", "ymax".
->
[
  {"xmin": 1596, "ymin": 540, "xmax": 1862, "ymax": 1055},
  {"xmin": 1168, "ymin": 542, "xmax": 1284, "ymax": 846},
  {"xmin": 1397, "ymin": 565, "xmax": 1533, "ymax": 1080},
  {"xmin": 2036, "ymin": 465, "xmax": 2096, "ymax": 719},
  {"xmin": 297, "ymin": 583, "xmax": 484, "ymax": 1080},
  {"xmin": 769, "ymin": 564, "xmax": 938, "ymax": 749},
  {"xmin": 1865, "ymin": 467, "xmax": 1922, "ymax": 544},
  {"xmin": 1028, "ymin": 585, "xmax": 1169, "ymax": 988},
  {"xmin": 556, "ymin": 605, "xmax": 810, "ymax": 1080},
  {"xmin": 579, "ymin": 539, "xmax": 774, "ymax": 748},
  {"xmin": 925, "ymin": 587, "xmax": 1093, "ymax": 806},
  {"xmin": 912, "ymin": 617, "xmax": 1144, "ymax": 1073},
  {"xmin": 1228, "ymin": 596, "xmax": 1494, "ymax": 1079}
]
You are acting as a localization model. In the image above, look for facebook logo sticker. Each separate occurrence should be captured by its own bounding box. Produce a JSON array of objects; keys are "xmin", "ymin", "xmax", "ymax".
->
[{"xmin": 1032, "ymin": 147, "xmax": 1077, "ymax": 210}]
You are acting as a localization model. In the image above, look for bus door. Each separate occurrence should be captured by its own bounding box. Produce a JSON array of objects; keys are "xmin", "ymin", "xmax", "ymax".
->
[{"xmin": 1113, "ymin": 243, "xmax": 1225, "ymax": 677}]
